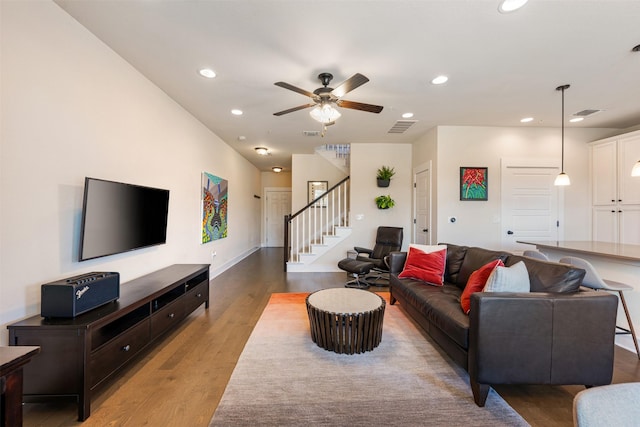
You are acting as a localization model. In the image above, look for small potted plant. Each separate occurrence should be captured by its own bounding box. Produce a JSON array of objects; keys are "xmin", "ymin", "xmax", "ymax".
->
[
  {"xmin": 376, "ymin": 166, "xmax": 395, "ymax": 187},
  {"xmin": 375, "ymin": 195, "xmax": 395, "ymax": 209}
]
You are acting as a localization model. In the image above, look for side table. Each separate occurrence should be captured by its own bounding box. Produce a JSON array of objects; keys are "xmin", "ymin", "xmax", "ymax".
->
[{"xmin": 306, "ymin": 288, "xmax": 385, "ymax": 354}]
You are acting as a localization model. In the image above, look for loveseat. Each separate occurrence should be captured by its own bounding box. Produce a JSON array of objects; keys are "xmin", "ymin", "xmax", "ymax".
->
[{"xmin": 387, "ymin": 243, "xmax": 619, "ymax": 406}]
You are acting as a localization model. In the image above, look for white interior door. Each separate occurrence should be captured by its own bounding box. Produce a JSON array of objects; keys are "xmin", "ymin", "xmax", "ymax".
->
[
  {"xmin": 265, "ymin": 190, "xmax": 291, "ymax": 247},
  {"xmin": 501, "ymin": 161, "xmax": 561, "ymax": 252},
  {"xmin": 414, "ymin": 168, "xmax": 431, "ymax": 244}
]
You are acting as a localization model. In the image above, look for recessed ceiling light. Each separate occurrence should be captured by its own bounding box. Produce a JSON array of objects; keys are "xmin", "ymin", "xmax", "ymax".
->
[
  {"xmin": 431, "ymin": 75, "xmax": 448, "ymax": 85},
  {"xmin": 520, "ymin": 117, "xmax": 534, "ymax": 123},
  {"xmin": 498, "ymin": 0, "xmax": 529, "ymax": 13},
  {"xmin": 255, "ymin": 147, "xmax": 268, "ymax": 155},
  {"xmin": 238, "ymin": 135, "xmax": 246, "ymax": 141},
  {"xmin": 198, "ymin": 68, "xmax": 216, "ymax": 78},
  {"xmin": 402, "ymin": 112, "xmax": 414, "ymax": 119},
  {"xmin": 272, "ymin": 167, "xmax": 283, "ymax": 173},
  {"xmin": 569, "ymin": 117, "xmax": 584, "ymax": 123},
  {"xmin": 231, "ymin": 109, "xmax": 243, "ymax": 116}
]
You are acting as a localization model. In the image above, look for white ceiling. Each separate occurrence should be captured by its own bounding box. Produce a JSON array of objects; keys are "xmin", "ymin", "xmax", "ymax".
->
[{"xmin": 54, "ymin": 0, "xmax": 640, "ymax": 172}]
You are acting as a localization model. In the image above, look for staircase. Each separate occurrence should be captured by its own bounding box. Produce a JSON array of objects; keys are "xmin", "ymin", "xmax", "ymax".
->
[
  {"xmin": 285, "ymin": 177, "xmax": 350, "ymax": 272},
  {"xmin": 315, "ymin": 144, "xmax": 350, "ymax": 174}
]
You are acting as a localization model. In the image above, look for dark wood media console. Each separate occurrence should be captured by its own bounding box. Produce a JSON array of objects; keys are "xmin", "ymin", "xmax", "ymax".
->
[{"xmin": 7, "ymin": 263, "xmax": 210, "ymax": 421}]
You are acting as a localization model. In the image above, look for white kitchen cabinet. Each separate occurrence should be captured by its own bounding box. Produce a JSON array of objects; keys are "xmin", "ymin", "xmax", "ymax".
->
[{"xmin": 590, "ymin": 131, "xmax": 640, "ymax": 244}]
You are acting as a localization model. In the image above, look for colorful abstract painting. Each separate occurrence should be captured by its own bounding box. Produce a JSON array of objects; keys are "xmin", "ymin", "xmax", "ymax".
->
[
  {"xmin": 202, "ymin": 172, "xmax": 228, "ymax": 243},
  {"xmin": 460, "ymin": 167, "xmax": 488, "ymax": 201}
]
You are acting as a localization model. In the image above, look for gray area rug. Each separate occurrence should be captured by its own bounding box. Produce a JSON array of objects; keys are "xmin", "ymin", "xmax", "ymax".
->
[{"xmin": 210, "ymin": 293, "xmax": 529, "ymax": 426}]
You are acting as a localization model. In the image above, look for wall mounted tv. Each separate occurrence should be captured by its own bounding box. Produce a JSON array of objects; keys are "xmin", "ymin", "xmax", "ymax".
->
[{"xmin": 79, "ymin": 177, "xmax": 170, "ymax": 261}]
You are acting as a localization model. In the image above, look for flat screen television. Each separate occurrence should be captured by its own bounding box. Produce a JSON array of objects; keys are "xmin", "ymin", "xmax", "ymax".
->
[{"xmin": 79, "ymin": 177, "xmax": 170, "ymax": 261}]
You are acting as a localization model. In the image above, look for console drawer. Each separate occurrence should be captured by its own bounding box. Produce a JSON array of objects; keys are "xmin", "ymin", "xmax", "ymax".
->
[
  {"xmin": 90, "ymin": 319, "xmax": 150, "ymax": 389},
  {"xmin": 184, "ymin": 281, "xmax": 209, "ymax": 313},
  {"xmin": 151, "ymin": 298, "xmax": 186, "ymax": 340}
]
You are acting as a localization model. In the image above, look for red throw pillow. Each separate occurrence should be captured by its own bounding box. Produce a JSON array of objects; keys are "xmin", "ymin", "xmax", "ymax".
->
[
  {"xmin": 398, "ymin": 246, "xmax": 447, "ymax": 286},
  {"xmin": 460, "ymin": 259, "xmax": 504, "ymax": 314}
]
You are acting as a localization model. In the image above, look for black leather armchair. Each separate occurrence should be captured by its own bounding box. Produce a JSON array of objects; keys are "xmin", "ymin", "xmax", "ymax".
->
[{"xmin": 338, "ymin": 226, "xmax": 403, "ymax": 288}]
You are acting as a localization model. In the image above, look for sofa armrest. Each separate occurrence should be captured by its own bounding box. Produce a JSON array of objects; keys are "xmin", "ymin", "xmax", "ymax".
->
[
  {"xmin": 386, "ymin": 251, "xmax": 407, "ymax": 274},
  {"xmin": 468, "ymin": 291, "xmax": 618, "ymax": 405}
]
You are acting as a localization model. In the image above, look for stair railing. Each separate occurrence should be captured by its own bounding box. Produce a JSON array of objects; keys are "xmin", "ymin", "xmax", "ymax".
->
[{"xmin": 284, "ymin": 176, "xmax": 350, "ymax": 271}]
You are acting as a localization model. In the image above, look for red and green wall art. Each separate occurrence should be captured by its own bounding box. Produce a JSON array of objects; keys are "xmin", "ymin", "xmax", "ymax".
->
[
  {"xmin": 202, "ymin": 172, "xmax": 228, "ymax": 243},
  {"xmin": 460, "ymin": 167, "xmax": 488, "ymax": 201}
]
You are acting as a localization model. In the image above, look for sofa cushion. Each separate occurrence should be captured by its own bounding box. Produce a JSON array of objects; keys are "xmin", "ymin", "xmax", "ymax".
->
[
  {"xmin": 456, "ymin": 247, "xmax": 510, "ymax": 289},
  {"xmin": 483, "ymin": 260, "xmax": 530, "ymax": 293},
  {"xmin": 506, "ymin": 255, "xmax": 585, "ymax": 293},
  {"xmin": 439, "ymin": 243, "xmax": 468, "ymax": 285},
  {"xmin": 390, "ymin": 275, "xmax": 470, "ymax": 349},
  {"xmin": 460, "ymin": 259, "xmax": 504, "ymax": 314},
  {"xmin": 398, "ymin": 245, "xmax": 447, "ymax": 285}
]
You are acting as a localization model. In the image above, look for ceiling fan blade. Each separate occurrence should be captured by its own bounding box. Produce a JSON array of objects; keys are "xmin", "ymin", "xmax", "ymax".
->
[
  {"xmin": 331, "ymin": 73, "xmax": 369, "ymax": 98},
  {"xmin": 273, "ymin": 103, "xmax": 316, "ymax": 116},
  {"xmin": 336, "ymin": 99, "xmax": 383, "ymax": 114},
  {"xmin": 274, "ymin": 81, "xmax": 315, "ymax": 98}
]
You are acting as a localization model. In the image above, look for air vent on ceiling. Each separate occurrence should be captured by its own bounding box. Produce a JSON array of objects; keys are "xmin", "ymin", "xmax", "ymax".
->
[
  {"xmin": 303, "ymin": 130, "xmax": 320, "ymax": 137},
  {"xmin": 573, "ymin": 109, "xmax": 603, "ymax": 117},
  {"xmin": 388, "ymin": 120, "xmax": 417, "ymax": 134}
]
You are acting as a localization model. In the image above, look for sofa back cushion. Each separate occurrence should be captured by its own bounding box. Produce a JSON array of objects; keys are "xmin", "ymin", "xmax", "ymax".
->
[
  {"xmin": 456, "ymin": 247, "xmax": 510, "ymax": 289},
  {"xmin": 438, "ymin": 243, "xmax": 468, "ymax": 285},
  {"xmin": 505, "ymin": 255, "xmax": 585, "ymax": 293}
]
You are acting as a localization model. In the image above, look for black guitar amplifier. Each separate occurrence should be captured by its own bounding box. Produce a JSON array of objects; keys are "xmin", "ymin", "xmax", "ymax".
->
[{"xmin": 41, "ymin": 272, "xmax": 120, "ymax": 318}]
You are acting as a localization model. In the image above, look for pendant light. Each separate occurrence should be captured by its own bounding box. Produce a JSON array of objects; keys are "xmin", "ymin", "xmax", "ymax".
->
[{"xmin": 554, "ymin": 84, "xmax": 571, "ymax": 186}]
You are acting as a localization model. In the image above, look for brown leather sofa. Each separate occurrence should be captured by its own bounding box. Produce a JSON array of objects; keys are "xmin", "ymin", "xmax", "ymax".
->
[{"xmin": 388, "ymin": 243, "xmax": 619, "ymax": 406}]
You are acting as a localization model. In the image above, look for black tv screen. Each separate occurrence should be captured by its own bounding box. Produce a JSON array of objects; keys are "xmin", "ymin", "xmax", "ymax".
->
[{"xmin": 79, "ymin": 177, "xmax": 170, "ymax": 261}]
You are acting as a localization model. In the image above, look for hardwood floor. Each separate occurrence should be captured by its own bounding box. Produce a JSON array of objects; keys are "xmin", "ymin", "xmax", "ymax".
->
[{"xmin": 22, "ymin": 248, "xmax": 640, "ymax": 426}]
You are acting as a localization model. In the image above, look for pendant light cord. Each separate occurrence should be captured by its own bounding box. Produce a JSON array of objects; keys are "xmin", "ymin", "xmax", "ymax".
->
[
  {"xmin": 556, "ymin": 84, "xmax": 570, "ymax": 173},
  {"xmin": 561, "ymin": 87, "xmax": 565, "ymax": 173}
]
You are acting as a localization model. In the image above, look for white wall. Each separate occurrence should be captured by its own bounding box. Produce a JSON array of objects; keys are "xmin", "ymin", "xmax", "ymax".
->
[
  {"xmin": 291, "ymin": 154, "xmax": 347, "ymax": 212},
  {"xmin": 349, "ymin": 143, "xmax": 413, "ymax": 250},
  {"xmin": 0, "ymin": 1, "xmax": 261, "ymax": 343},
  {"xmin": 412, "ymin": 126, "xmax": 616, "ymax": 250}
]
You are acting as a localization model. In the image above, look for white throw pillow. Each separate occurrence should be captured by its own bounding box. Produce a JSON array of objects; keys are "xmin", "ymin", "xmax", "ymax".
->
[
  {"xmin": 483, "ymin": 261, "xmax": 530, "ymax": 293},
  {"xmin": 408, "ymin": 244, "xmax": 447, "ymax": 254}
]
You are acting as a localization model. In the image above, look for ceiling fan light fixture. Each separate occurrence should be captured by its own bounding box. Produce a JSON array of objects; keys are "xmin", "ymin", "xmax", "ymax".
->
[
  {"xmin": 498, "ymin": 0, "xmax": 529, "ymax": 13},
  {"xmin": 310, "ymin": 103, "xmax": 341, "ymax": 124},
  {"xmin": 254, "ymin": 147, "xmax": 269, "ymax": 155}
]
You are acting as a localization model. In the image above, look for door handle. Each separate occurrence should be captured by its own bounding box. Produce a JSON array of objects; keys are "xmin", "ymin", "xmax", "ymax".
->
[
  {"xmin": 422, "ymin": 228, "xmax": 428, "ymax": 232},
  {"xmin": 507, "ymin": 230, "xmax": 514, "ymax": 235}
]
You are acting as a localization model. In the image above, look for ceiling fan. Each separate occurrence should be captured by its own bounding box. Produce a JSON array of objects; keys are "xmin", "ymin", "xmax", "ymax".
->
[{"xmin": 273, "ymin": 72, "xmax": 384, "ymax": 124}]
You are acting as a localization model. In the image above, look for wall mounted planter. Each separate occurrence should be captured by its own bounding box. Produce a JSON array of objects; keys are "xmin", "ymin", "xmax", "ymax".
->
[
  {"xmin": 376, "ymin": 166, "xmax": 395, "ymax": 187},
  {"xmin": 375, "ymin": 195, "xmax": 395, "ymax": 209}
]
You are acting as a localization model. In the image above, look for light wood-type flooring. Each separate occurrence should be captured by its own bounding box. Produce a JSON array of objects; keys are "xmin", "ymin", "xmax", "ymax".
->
[{"xmin": 22, "ymin": 248, "xmax": 640, "ymax": 426}]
